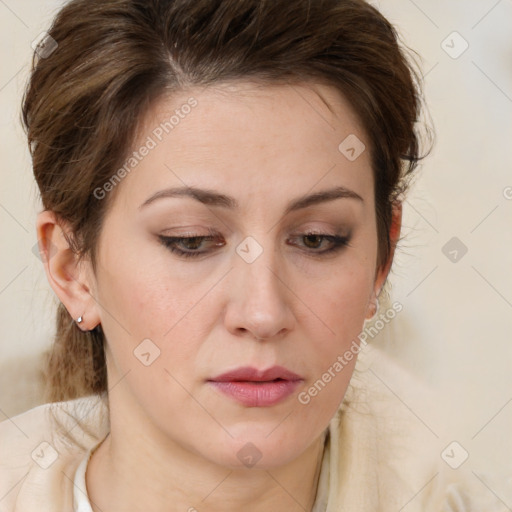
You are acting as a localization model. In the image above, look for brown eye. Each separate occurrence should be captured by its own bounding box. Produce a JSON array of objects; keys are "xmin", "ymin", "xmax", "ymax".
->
[
  {"xmin": 288, "ymin": 232, "xmax": 351, "ymax": 256},
  {"xmin": 180, "ymin": 237, "xmax": 205, "ymax": 250},
  {"xmin": 303, "ymin": 234, "xmax": 324, "ymax": 249},
  {"xmin": 159, "ymin": 234, "xmax": 225, "ymax": 258}
]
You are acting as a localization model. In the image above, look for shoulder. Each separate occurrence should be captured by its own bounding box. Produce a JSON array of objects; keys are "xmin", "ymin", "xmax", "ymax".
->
[{"xmin": 0, "ymin": 393, "xmax": 109, "ymax": 512}]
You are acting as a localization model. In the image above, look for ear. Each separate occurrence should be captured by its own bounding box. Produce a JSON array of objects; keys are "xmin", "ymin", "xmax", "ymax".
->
[
  {"xmin": 35, "ymin": 210, "xmax": 101, "ymax": 331},
  {"xmin": 365, "ymin": 201, "xmax": 402, "ymax": 319}
]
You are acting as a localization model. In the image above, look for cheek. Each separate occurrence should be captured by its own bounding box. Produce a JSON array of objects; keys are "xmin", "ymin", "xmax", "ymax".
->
[
  {"xmin": 96, "ymin": 231, "xmax": 202, "ymax": 329},
  {"xmin": 298, "ymin": 255, "xmax": 374, "ymax": 384},
  {"xmin": 306, "ymin": 256, "xmax": 374, "ymax": 331},
  {"xmin": 93, "ymin": 249, "xmax": 206, "ymax": 385}
]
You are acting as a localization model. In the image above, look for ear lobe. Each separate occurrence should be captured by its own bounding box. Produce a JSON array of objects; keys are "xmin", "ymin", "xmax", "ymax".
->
[{"xmin": 35, "ymin": 210, "xmax": 101, "ymax": 330}]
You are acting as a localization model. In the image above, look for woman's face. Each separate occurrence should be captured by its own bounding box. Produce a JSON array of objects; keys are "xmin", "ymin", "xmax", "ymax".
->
[{"xmin": 86, "ymin": 81, "xmax": 389, "ymax": 468}]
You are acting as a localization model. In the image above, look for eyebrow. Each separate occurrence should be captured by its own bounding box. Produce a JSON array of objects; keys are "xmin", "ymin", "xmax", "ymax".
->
[{"xmin": 139, "ymin": 185, "xmax": 363, "ymax": 214}]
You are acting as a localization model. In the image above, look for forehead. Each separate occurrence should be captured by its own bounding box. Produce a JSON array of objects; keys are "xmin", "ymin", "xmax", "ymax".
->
[
  {"xmin": 113, "ymin": 80, "xmax": 373, "ymax": 212},
  {"xmin": 141, "ymin": 79, "xmax": 366, "ymax": 150}
]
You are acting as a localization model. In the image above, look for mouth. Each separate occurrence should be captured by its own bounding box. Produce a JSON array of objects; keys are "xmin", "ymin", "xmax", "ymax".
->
[{"xmin": 207, "ymin": 366, "xmax": 303, "ymax": 407}]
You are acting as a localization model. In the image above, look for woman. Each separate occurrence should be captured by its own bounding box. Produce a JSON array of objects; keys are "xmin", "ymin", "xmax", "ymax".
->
[{"xmin": 0, "ymin": 0, "xmax": 503, "ymax": 510}]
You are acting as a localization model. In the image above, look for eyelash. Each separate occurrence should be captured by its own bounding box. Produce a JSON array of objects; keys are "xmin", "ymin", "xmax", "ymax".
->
[{"xmin": 158, "ymin": 231, "xmax": 351, "ymax": 259}]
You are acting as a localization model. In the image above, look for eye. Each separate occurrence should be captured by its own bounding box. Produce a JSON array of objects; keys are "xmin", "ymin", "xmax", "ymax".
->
[
  {"xmin": 158, "ymin": 230, "xmax": 351, "ymax": 260},
  {"xmin": 158, "ymin": 234, "xmax": 225, "ymax": 258},
  {"xmin": 288, "ymin": 232, "xmax": 351, "ymax": 255}
]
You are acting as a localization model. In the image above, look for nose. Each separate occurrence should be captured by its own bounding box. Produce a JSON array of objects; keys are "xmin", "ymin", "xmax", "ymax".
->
[{"xmin": 223, "ymin": 240, "xmax": 295, "ymax": 341}]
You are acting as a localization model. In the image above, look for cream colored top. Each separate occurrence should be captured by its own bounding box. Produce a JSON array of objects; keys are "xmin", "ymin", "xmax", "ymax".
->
[{"xmin": 1, "ymin": 348, "xmax": 508, "ymax": 511}]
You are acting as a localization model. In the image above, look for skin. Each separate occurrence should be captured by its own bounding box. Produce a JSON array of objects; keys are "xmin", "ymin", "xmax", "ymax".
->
[{"xmin": 37, "ymin": 81, "xmax": 401, "ymax": 512}]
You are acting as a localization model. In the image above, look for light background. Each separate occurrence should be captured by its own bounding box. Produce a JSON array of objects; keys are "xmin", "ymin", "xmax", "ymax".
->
[{"xmin": 0, "ymin": 0, "xmax": 511, "ymax": 500}]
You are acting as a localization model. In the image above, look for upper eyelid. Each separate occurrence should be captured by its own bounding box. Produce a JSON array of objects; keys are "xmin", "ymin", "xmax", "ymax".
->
[
  {"xmin": 160, "ymin": 224, "xmax": 349, "ymax": 236},
  {"xmin": 159, "ymin": 231, "xmax": 343, "ymax": 241}
]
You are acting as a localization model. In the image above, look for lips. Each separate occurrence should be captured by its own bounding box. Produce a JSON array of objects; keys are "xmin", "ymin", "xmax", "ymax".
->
[
  {"xmin": 208, "ymin": 366, "xmax": 303, "ymax": 407},
  {"xmin": 209, "ymin": 365, "xmax": 302, "ymax": 383}
]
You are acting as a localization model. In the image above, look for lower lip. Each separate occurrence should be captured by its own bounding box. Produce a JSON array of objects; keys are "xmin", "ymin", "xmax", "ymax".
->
[{"xmin": 208, "ymin": 380, "xmax": 302, "ymax": 407}]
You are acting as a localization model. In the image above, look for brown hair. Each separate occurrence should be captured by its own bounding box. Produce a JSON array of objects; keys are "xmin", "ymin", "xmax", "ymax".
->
[{"xmin": 22, "ymin": 0, "xmax": 431, "ymax": 403}]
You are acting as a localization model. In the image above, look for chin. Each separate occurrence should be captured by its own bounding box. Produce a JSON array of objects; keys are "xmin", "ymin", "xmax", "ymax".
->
[{"xmin": 202, "ymin": 427, "xmax": 315, "ymax": 470}]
